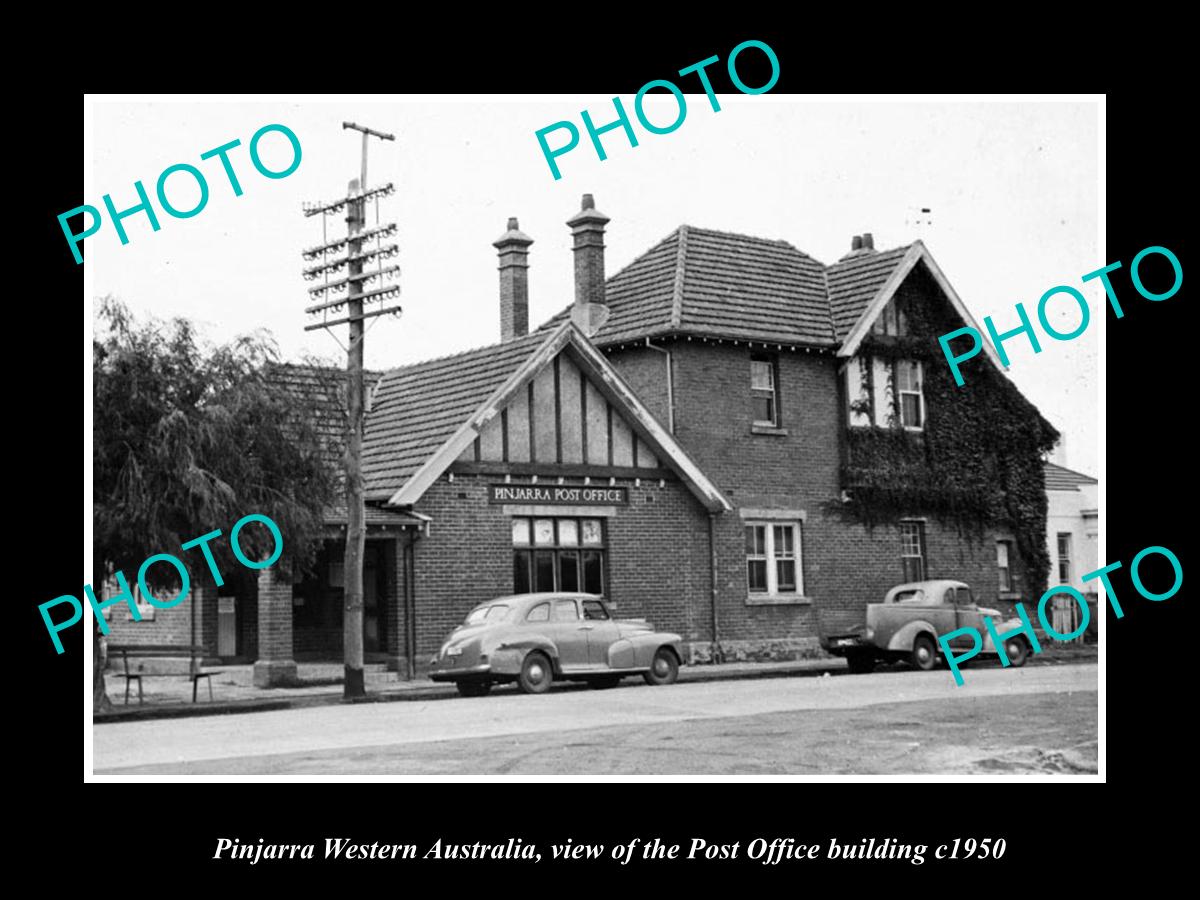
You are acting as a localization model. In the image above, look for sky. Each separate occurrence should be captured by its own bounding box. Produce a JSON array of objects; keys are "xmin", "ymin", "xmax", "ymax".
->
[{"xmin": 86, "ymin": 96, "xmax": 1101, "ymax": 476}]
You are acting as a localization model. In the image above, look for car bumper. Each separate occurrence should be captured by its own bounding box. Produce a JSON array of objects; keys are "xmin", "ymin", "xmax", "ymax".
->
[
  {"xmin": 428, "ymin": 662, "xmax": 492, "ymax": 683},
  {"xmin": 822, "ymin": 635, "xmax": 870, "ymax": 655}
]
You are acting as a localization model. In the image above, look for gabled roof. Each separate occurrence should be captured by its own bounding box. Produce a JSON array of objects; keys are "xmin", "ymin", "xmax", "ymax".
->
[
  {"xmin": 541, "ymin": 225, "xmax": 834, "ymax": 347},
  {"xmin": 1044, "ymin": 462, "xmax": 1098, "ymax": 492},
  {"xmin": 363, "ymin": 322, "xmax": 732, "ymax": 512},
  {"xmin": 826, "ymin": 244, "xmax": 914, "ymax": 340},
  {"xmin": 538, "ymin": 230, "xmax": 1003, "ymax": 371},
  {"xmin": 833, "ymin": 241, "xmax": 1005, "ymax": 370},
  {"xmin": 362, "ymin": 330, "xmax": 550, "ymax": 499}
]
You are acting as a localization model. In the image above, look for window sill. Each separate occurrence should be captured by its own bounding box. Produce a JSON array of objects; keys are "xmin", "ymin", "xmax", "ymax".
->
[
  {"xmin": 746, "ymin": 594, "xmax": 812, "ymax": 607},
  {"xmin": 997, "ymin": 591, "xmax": 1024, "ymax": 601},
  {"xmin": 751, "ymin": 424, "xmax": 789, "ymax": 436}
]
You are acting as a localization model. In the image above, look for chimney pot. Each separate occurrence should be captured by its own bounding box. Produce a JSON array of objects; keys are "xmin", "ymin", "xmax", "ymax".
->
[
  {"xmin": 494, "ymin": 217, "xmax": 534, "ymax": 341},
  {"xmin": 862, "ymin": 232, "xmax": 874, "ymax": 250},
  {"xmin": 851, "ymin": 235, "xmax": 863, "ymax": 251}
]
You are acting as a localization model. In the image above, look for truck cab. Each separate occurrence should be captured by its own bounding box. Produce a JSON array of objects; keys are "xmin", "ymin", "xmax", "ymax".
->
[{"xmin": 821, "ymin": 579, "xmax": 1031, "ymax": 674}]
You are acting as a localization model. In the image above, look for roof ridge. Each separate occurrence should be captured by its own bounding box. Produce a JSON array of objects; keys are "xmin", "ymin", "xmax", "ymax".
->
[
  {"xmin": 821, "ymin": 263, "xmax": 837, "ymax": 343},
  {"xmin": 378, "ymin": 327, "xmax": 554, "ymax": 378},
  {"xmin": 683, "ymin": 223, "xmax": 820, "ymax": 260},
  {"xmin": 670, "ymin": 224, "xmax": 688, "ymax": 327},
  {"xmin": 826, "ymin": 242, "xmax": 915, "ymax": 270},
  {"xmin": 606, "ymin": 225, "xmax": 683, "ymax": 282}
]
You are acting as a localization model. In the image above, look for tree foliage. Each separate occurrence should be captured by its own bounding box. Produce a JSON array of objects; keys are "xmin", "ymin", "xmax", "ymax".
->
[
  {"xmin": 93, "ymin": 297, "xmax": 337, "ymax": 588},
  {"xmin": 92, "ymin": 298, "xmax": 338, "ymax": 710}
]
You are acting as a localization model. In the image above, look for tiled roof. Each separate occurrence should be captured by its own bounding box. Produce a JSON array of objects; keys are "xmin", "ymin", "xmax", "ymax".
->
[
  {"xmin": 1045, "ymin": 462, "xmax": 1098, "ymax": 492},
  {"xmin": 268, "ymin": 363, "xmax": 383, "ymax": 472},
  {"xmin": 324, "ymin": 504, "xmax": 428, "ymax": 526},
  {"xmin": 541, "ymin": 227, "xmax": 910, "ymax": 348},
  {"xmin": 826, "ymin": 245, "xmax": 914, "ymax": 340},
  {"xmin": 361, "ymin": 330, "xmax": 552, "ymax": 499}
]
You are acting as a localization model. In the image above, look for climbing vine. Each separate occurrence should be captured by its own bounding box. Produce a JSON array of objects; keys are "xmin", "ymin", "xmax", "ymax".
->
[{"xmin": 838, "ymin": 270, "xmax": 1059, "ymax": 599}]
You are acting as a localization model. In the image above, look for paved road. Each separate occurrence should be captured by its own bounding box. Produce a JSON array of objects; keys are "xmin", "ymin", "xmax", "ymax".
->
[{"xmin": 93, "ymin": 663, "xmax": 1097, "ymax": 776}]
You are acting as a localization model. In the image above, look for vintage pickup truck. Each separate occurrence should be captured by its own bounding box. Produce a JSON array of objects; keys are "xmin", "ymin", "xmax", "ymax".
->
[{"xmin": 820, "ymin": 579, "xmax": 1032, "ymax": 674}]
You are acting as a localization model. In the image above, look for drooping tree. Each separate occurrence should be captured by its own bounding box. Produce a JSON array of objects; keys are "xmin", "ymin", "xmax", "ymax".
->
[{"xmin": 92, "ymin": 298, "xmax": 336, "ymax": 711}]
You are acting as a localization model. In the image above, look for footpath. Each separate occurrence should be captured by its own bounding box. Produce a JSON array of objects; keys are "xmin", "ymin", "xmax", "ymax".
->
[{"xmin": 94, "ymin": 643, "xmax": 1098, "ymax": 724}]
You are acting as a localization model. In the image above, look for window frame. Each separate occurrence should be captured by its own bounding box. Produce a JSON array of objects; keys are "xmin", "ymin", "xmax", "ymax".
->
[
  {"xmin": 1057, "ymin": 532, "xmax": 1073, "ymax": 584},
  {"xmin": 896, "ymin": 359, "xmax": 925, "ymax": 431},
  {"xmin": 899, "ymin": 520, "xmax": 927, "ymax": 582},
  {"xmin": 512, "ymin": 516, "xmax": 607, "ymax": 595},
  {"xmin": 997, "ymin": 539, "xmax": 1015, "ymax": 592},
  {"xmin": 744, "ymin": 520, "xmax": 804, "ymax": 597},
  {"xmin": 750, "ymin": 354, "xmax": 780, "ymax": 428}
]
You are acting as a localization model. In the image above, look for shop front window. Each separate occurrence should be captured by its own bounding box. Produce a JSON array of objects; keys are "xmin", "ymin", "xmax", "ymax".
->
[{"xmin": 513, "ymin": 516, "xmax": 606, "ymax": 595}]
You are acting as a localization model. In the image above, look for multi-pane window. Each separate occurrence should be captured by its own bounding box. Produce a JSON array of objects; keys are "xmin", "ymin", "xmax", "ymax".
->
[
  {"xmin": 745, "ymin": 522, "xmax": 804, "ymax": 595},
  {"xmin": 997, "ymin": 539, "xmax": 1015, "ymax": 592},
  {"xmin": 750, "ymin": 356, "xmax": 778, "ymax": 426},
  {"xmin": 1057, "ymin": 533, "xmax": 1073, "ymax": 584},
  {"xmin": 512, "ymin": 517, "xmax": 605, "ymax": 595},
  {"xmin": 871, "ymin": 298, "xmax": 909, "ymax": 336},
  {"xmin": 900, "ymin": 521, "xmax": 927, "ymax": 582},
  {"xmin": 896, "ymin": 360, "xmax": 924, "ymax": 430}
]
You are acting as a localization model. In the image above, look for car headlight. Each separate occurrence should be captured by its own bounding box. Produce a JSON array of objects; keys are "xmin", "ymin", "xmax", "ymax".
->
[{"xmin": 865, "ymin": 628, "xmax": 875, "ymax": 641}]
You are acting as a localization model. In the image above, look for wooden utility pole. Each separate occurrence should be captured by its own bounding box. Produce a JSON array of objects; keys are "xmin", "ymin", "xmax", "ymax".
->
[{"xmin": 302, "ymin": 122, "xmax": 399, "ymax": 700}]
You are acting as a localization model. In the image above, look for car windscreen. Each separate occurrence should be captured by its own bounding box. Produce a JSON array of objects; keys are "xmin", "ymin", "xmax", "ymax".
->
[{"xmin": 465, "ymin": 604, "xmax": 510, "ymax": 625}]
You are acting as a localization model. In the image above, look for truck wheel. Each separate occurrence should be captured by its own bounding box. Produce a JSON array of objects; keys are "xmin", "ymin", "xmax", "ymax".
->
[
  {"xmin": 1005, "ymin": 637, "xmax": 1030, "ymax": 668},
  {"xmin": 911, "ymin": 634, "xmax": 937, "ymax": 671},
  {"xmin": 846, "ymin": 651, "xmax": 875, "ymax": 674}
]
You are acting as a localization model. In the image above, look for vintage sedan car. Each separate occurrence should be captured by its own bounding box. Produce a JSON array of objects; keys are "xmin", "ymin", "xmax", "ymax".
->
[
  {"xmin": 821, "ymin": 579, "xmax": 1033, "ymax": 674},
  {"xmin": 428, "ymin": 592, "xmax": 684, "ymax": 697}
]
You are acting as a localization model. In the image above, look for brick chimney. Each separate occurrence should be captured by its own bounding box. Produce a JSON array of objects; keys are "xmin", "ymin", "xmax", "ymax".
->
[
  {"xmin": 494, "ymin": 217, "xmax": 533, "ymax": 341},
  {"xmin": 566, "ymin": 194, "xmax": 610, "ymax": 336}
]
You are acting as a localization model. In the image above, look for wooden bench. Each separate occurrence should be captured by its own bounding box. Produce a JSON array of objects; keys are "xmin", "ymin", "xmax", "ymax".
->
[{"xmin": 107, "ymin": 644, "xmax": 222, "ymax": 704}]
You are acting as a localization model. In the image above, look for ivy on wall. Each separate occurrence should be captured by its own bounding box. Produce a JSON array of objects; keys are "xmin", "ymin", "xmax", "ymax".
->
[{"xmin": 839, "ymin": 266, "xmax": 1060, "ymax": 599}]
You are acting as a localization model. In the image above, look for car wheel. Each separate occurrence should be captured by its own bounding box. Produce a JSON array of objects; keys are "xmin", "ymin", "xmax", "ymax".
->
[
  {"xmin": 455, "ymin": 681, "xmax": 491, "ymax": 698},
  {"xmin": 643, "ymin": 648, "xmax": 680, "ymax": 686},
  {"xmin": 1005, "ymin": 637, "xmax": 1030, "ymax": 668},
  {"xmin": 518, "ymin": 651, "xmax": 553, "ymax": 694},
  {"xmin": 911, "ymin": 634, "xmax": 937, "ymax": 671},
  {"xmin": 845, "ymin": 651, "xmax": 875, "ymax": 674}
]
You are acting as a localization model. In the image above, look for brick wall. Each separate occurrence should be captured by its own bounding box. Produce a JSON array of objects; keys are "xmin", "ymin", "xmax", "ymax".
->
[
  {"xmin": 102, "ymin": 580, "xmax": 218, "ymax": 671},
  {"xmin": 603, "ymin": 338, "xmax": 1028, "ymax": 659},
  {"xmin": 410, "ymin": 473, "xmax": 712, "ymax": 668}
]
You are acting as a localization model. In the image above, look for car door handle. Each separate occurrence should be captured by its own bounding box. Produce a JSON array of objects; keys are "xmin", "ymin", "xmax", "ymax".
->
[{"xmin": 578, "ymin": 625, "xmax": 594, "ymax": 631}]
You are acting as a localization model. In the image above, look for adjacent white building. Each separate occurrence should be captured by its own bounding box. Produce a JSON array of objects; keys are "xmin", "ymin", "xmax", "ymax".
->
[{"xmin": 1044, "ymin": 462, "xmax": 1098, "ymax": 640}]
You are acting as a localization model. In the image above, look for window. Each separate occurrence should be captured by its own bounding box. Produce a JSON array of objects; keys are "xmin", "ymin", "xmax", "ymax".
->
[
  {"xmin": 871, "ymin": 298, "xmax": 909, "ymax": 337},
  {"xmin": 582, "ymin": 599, "xmax": 609, "ymax": 621},
  {"xmin": 552, "ymin": 599, "xmax": 579, "ymax": 621},
  {"xmin": 1057, "ymin": 533, "xmax": 1073, "ymax": 584},
  {"xmin": 846, "ymin": 356, "xmax": 872, "ymax": 427},
  {"xmin": 750, "ymin": 356, "xmax": 778, "ymax": 426},
  {"xmin": 997, "ymin": 540, "xmax": 1014, "ymax": 592},
  {"xmin": 513, "ymin": 517, "xmax": 605, "ymax": 595},
  {"xmin": 526, "ymin": 602, "xmax": 550, "ymax": 622},
  {"xmin": 955, "ymin": 587, "xmax": 974, "ymax": 606},
  {"xmin": 900, "ymin": 521, "xmax": 926, "ymax": 582},
  {"xmin": 896, "ymin": 360, "xmax": 924, "ymax": 430},
  {"xmin": 745, "ymin": 522, "xmax": 804, "ymax": 595},
  {"xmin": 465, "ymin": 604, "xmax": 510, "ymax": 625}
]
